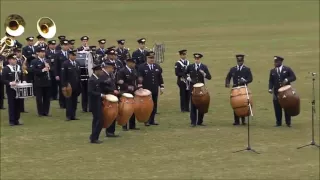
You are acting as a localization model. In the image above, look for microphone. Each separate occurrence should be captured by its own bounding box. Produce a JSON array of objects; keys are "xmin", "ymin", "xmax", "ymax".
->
[{"xmin": 309, "ymin": 72, "xmax": 317, "ymax": 75}]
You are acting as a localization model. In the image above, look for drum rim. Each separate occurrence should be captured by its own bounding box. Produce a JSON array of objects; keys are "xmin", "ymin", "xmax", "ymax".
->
[
  {"xmin": 134, "ymin": 89, "xmax": 152, "ymax": 96},
  {"xmin": 231, "ymin": 86, "xmax": 246, "ymax": 89},
  {"xmin": 122, "ymin": 93, "xmax": 134, "ymax": 98},
  {"xmin": 193, "ymin": 83, "xmax": 204, "ymax": 87},
  {"xmin": 106, "ymin": 94, "xmax": 119, "ymax": 102},
  {"xmin": 16, "ymin": 83, "xmax": 33, "ymax": 87},
  {"xmin": 278, "ymin": 85, "xmax": 291, "ymax": 92}
]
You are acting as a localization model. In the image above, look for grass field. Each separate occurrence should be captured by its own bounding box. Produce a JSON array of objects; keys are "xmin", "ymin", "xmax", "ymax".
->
[{"xmin": 1, "ymin": 1, "xmax": 319, "ymax": 179}]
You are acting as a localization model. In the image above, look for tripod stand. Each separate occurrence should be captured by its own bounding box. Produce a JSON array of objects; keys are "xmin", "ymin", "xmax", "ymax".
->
[
  {"xmin": 233, "ymin": 84, "xmax": 259, "ymax": 154},
  {"xmin": 297, "ymin": 73, "xmax": 319, "ymax": 149}
]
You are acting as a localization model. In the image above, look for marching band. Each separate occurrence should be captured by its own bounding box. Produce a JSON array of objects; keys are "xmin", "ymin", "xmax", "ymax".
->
[{"xmin": 0, "ymin": 14, "xmax": 300, "ymax": 145}]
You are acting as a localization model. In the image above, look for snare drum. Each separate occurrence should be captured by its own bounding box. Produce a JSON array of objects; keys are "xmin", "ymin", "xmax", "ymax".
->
[
  {"xmin": 15, "ymin": 82, "xmax": 33, "ymax": 99},
  {"xmin": 102, "ymin": 94, "xmax": 119, "ymax": 128}
]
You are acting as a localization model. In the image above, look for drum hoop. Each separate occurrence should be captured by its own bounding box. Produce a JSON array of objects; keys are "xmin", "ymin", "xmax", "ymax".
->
[
  {"xmin": 106, "ymin": 94, "xmax": 119, "ymax": 102},
  {"xmin": 135, "ymin": 89, "xmax": 151, "ymax": 96},
  {"xmin": 16, "ymin": 83, "xmax": 33, "ymax": 87},
  {"xmin": 278, "ymin": 85, "xmax": 291, "ymax": 92},
  {"xmin": 231, "ymin": 86, "xmax": 245, "ymax": 90},
  {"xmin": 193, "ymin": 83, "xmax": 204, "ymax": 88},
  {"xmin": 122, "ymin": 93, "xmax": 134, "ymax": 98}
]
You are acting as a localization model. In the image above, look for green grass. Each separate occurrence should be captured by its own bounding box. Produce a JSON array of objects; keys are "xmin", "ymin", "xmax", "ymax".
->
[{"xmin": 1, "ymin": 0, "xmax": 319, "ymax": 179}]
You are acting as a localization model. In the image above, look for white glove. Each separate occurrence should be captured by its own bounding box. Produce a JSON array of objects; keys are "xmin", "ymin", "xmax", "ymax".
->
[
  {"xmin": 118, "ymin": 80, "xmax": 124, "ymax": 84},
  {"xmin": 268, "ymin": 89, "xmax": 273, "ymax": 94},
  {"xmin": 9, "ymin": 82, "xmax": 16, "ymax": 86},
  {"xmin": 187, "ymin": 77, "xmax": 191, "ymax": 81}
]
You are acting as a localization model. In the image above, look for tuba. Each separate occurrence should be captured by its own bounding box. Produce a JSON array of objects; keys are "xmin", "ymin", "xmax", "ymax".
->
[{"xmin": 36, "ymin": 17, "xmax": 56, "ymax": 39}]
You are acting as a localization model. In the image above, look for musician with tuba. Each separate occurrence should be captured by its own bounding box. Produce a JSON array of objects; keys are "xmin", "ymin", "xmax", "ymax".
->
[
  {"xmin": 34, "ymin": 34, "xmax": 47, "ymax": 51},
  {"xmin": 185, "ymin": 53, "xmax": 212, "ymax": 127},
  {"xmin": 116, "ymin": 39, "xmax": 130, "ymax": 65},
  {"xmin": 46, "ymin": 40, "xmax": 58, "ymax": 100},
  {"xmin": 175, "ymin": 49, "xmax": 191, "ymax": 112},
  {"xmin": 32, "ymin": 47, "xmax": 52, "ymax": 116},
  {"xmin": 132, "ymin": 38, "xmax": 148, "ymax": 69},
  {"xmin": 22, "ymin": 36, "xmax": 36, "ymax": 83},
  {"xmin": 1, "ymin": 54, "xmax": 23, "ymax": 126}
]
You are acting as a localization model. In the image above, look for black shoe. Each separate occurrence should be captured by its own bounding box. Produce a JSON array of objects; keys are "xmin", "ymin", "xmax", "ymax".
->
[
  {"xmin": 197, "ymin": 124, "xmax": 206, "ymax": 126},
  {"xmin": 21, "ymin": 111, "xmax": 28, "ymax": 113},
  {"xmin": 150, "ymin": 122, "xmax": 159, "ymax": 125},
  {"xmin": 274, "ymin": 125, "xmax": 282, "ymax": 127},
  {"xmin": 144, "ymin": 123, "xmax": 150, "ymax": 126},
  {"xmin": 233, "ymin": 123, "xmax": 240, "ymax": 126},
  {"xmin": 43, "ymin": 114, "xmax": 52, "ymax": 117},
  {"xmin": 38, "ymin": 114, "xmax": 43, "ymax": 117},
  {"xmin": 106, "ymin": 133, "xmax": 119, "ymax": 137},
  {"xmin": 130, "ymin": 127, "xmax": 140, "ymax": 130},
  {"xmin": 0, "ymin": 107, "xmax": 6, "ymax": 110},
  {"xmin": 190, "ymin": 124, "xmax": 196, "ymax": 127},
  {"xmin": 15, "ymin": 122, "xmax": 23, "ymax": 125},
  {"xmin": 9, "ymin": 123, "xmax": 15, "ymax": 126},
  {"xmin": 90, "ymin": 140, "xmax": 103, "ymax": 144},
  {"xmin": 82, "ymin": 110, "xmax": 87, "ymax": 113},
  {"xmin": 241, "ymin": 122, "xmax": 246, "ymax": 125},
  {"xmin": 66, "ymin": 118, "xmax": 72, "ymax": 121},
  {"xmin": 286, "ymin": 124, "xmax": 291, "ymax": 127},
  {"xmin": 72, "ymin": 118, "xmax": 80, "ymax": 120},
  {"xmin": 60, "ymin": 106, "xmax": 65, "ymax": 109}
]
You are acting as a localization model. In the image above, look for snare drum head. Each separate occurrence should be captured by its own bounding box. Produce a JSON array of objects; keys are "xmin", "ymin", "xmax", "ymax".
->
[
  {"xmin": 232, "ymin": 86, "xmax": 245, "ymax": 90},
  {"xmin": 122, "ymin": 93, "xmax": 134, "ymax": 98},
  {"xmin": 134, "ymin": 89, "xmax": 151, "ymax": 96},
  {"xmin": 278, "ymin": 85, "xmax": 291, "ymax": 92},
  {"xmin": 106, "ymin": 94, "xmax": 119, "ymax": 102},
  {"xmin": 193, "ymin": 83, "xmax": 204, "ymax": 88},
  {"xmin": 16, "ymin": 83, "xmax": 33, "ymax": 87}
]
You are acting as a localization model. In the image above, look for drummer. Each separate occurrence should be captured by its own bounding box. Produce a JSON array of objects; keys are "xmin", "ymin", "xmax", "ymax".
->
[
  {"xmin": 225, "ymin": 54, "xmax": 253, "ymax": 125},
  {"xmin": 268, "ymin": 56, "xmax": 296, "ymax": 127},
  {"xmin": 100, "ymin": 62, "xmax": 120, "ymax": 137},
  {"xmin": 185, "ymin": 53, "xmax": 211, "ymax": 127},
  {"xmin": 1, "ymin": 54, "xmax": 23, "ymax": 126},
  {"xmin": 117, "ymin": 58, "xmax": 140, "ymax": 131},
  {"xmin": 88, "ymin": 63, "xmax": 105, "ymax": 144}
]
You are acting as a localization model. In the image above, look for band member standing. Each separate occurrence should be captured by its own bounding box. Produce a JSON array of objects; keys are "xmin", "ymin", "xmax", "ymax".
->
[
  {"xmin": 117, "ymin": 58, "xmax": 140, "ymax": 131},
  {"xmin": 68, "ymin": 40, "xmax": 75, "ymax": 51},
  {"xmin": 34, "ymin": 35, "xmax": 47, "ymax": 51},
  {"xmin": 32, "ymin": 47, "xmax": 52, "ymax": 116},
  {"xmin": 54, "ymin": 40, "xmax": 70, "ymax": 108},
  {"xmin": 88, "ymin": 64, "xmax": 105, "ymax": 144},
  {"xmin": 175, "ymin": 49, "xmax": 190, "ymax": 112},
  {"xmin": 0, "ymin": 56, "xmax": 5, "ymax": 110},
  {"xmin": 268, "ymin": 56, "xmax": 296, "ymax": 127},
  {"xmin": 100, "ymin": 62, "xmax": 120, "ymax": 137},
  {"xmin": 138, "ymin": 51, "xmax": 164, "ymax": 126},
  {"xmin": 14, "ymin": 48, "xmax": 27, "ymax": 113},
  {"xmin": 96, "ymin": 39, "xmax": 106, "ymax": 56},
  {"xmin": 61, "ymin": 50, "xmax": 81, "ymax": 121},
  {"xmin": 186, "ymin": 53, "xmax": 212, "ymax": 127},
  {"xmin": 22, "ymin": 36, "xmax": 36, "ymax": 83},
  {"xmin": 105, "ymin": 49, "xmax": 124, "ymax": 73},
  {"xmin": 225, "ymin": 54, "xmax": 253, "ymax": 125},
  {"xmin": 55, "ymin": 35, "xmax": 66, "ymax": 51},
  {"xmin": 5, "ymin": 32, "xmax": 23, "ymax": 48},
  {"xmin": 132, "ymin": 38, "xmax": 148, "ymax": 69},
  {"xmin": 77, "ymin": 36, "xmax": 90, "ymax": 51},
  {"xmin": 46, "ymin": 40, "xmax": 58, "ymax": 100},
  {"xmin": 1, "ymin": 54, "xmax": 23, "ymax": 126},
  {"xmin": 116, "ymin": 39, "xmax": 130, "ymax": 65}
]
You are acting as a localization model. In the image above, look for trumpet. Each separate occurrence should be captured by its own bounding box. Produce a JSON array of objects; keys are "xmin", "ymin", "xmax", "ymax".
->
[
  {"xmin": 37, "ymin": 17, "xmax": 56, "ymax": 39},
  {"xmin": 22, "ymin": 55, "xmax": 28, "ymax": 74}
]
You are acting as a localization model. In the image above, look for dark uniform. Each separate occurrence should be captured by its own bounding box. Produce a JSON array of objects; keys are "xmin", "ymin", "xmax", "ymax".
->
[
  {"xmin": 138, "ymin": 51, "xmax": 164, "ymax": 126},
  {"xmin": 55, "ymin": 35, "xmax": 66, "ymax": 51},
  {"xmin": 117, "ymin": 58, "xmax": 140, "ymax": 130},
  {"xmin": 100, "ymin": 62, "xmax": 119, "ymax": 137},
  {"xmin": 186, "ymin": 53, "xmax": 212, "ymax": 126},
  {"xmin": 105, "ymin": 49, "xmax": 124, "ymax": 73},
  {"xmin": 88, "ymin": 64, "xmax": 104, "ymax": 144},
  {"xmin": 22, "ymin": 36, "xmax": 36, "ymax": 83},
  {"xmin": 34, "ymin": 34, "xmax": 47, "ymax": 51},
  {"xmin": 46, "ymin": 40, "xmax": 58, "ymax": 100},
  {"xmin": 175, "ymin": 50, "xmax": 190, "ymax": 112},
  {"xmin": 68, "ymin": 40, "xmax": 75, "ymax": 51},
  {"xmin": 225, "ymin": 54, "xmax": 253, "ymax": 125},
  {"xmin": 61, "ymin": 50, "xmax": 82, "ymax": 120},
  {"xmin": 132, "ymin": 38, "xmax": 148, "ymax": 69},
  {"xmin": 1, "ymin": 54, "xmax": 23, "ymax": 125},
  {"xmin": 0, "ymin": 56, "xmax": 5, "ymax": 109},
  {"xmin": 14, "ymin": 48, "xmax": 27, "ymax": 113},
  {"xmin": 268, "ymin": 56, "xmax": 296, "ymax": 127},
  {"xmin": 32, "ymin": 47, "xmax": 52, "ymax": 116},
  {"xmin": 116, "ymin": 39, "xmax": 130, "ymax": 65},
  {"xmin": 96, "ymin": 39, "xmax": 106, "ymax": 56},
  {"xmin": 54, "ymin": 40, "xmax": 70, "ymax": 108}
]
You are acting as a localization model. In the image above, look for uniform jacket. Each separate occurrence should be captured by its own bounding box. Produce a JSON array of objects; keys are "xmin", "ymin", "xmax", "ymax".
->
[
  {"xmin": 225, "ymin": 65, "xmax": 253, "ymax": 87},
  {"xmin": 186, "ymin": 63, "xmax": 211, "ymax": 85},
  {"xmin": 32, "ymin": 58, "xmax": 52, "ymax": 87},
  {"xmin": 61, "ymin": 60, "xmax": 81, "ymax": 93},
  {"xmin": 117, "ymin": 66, "xmax": 138, "ymax": 93},
  {"xmin": 99, "ymin": 70, "xmax": 117, "ymax": 94},
  {"xmin": 22, "ymin": 45, "xmax": 36, "ymax": 65},
  {"xmin": 138, "ymin": 63, "xmax": 164, "ymax": 93},
  {"xmin": 132, "ymin": 49, "xmax": 147, "ymax": 67},
  {"xmin": 54, "ymin": 50, "xmax": 69, "ymax": 77},
  {"xmin": 175, "ymin": 59, "xmax": 190, "ymax": 84},
  {"xmin": 268, "ymin": 65, "xmax": 296, "ymax": 93},
  {"xmin": 116, "ymin": 48, "xmax": 130, "ymax": 62}
]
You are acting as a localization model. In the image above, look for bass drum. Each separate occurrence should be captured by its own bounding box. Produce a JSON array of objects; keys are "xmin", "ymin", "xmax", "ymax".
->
[
  {"xmin": 76, "ymin": 51, "xmax": 93, "ymax": 81},
  {"xmin": 230, "ymin": 86, "xmax": 253, "ymax": 117},
  {"xmin": 191, "ymin": 83, "xmax": 210, "ymax": 114},
  {"xmin": 102, "ymin": 94, "xmax": 119, "ymax": 128},
  {"xmin": 134, "ymin": 89, "xmax": 153, "ymax": 122},
  {"xmin": 278, "ymin": 85, "xmax": 300, "ymax": 116},
  {"xmin": 117, "ymin": 93, "xmax": 135, "ymax": 126}
]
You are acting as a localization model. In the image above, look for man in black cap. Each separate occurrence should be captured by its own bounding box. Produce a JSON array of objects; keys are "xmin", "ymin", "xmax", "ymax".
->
[
  {"xmin": 186, "ymin": 53, "xmax": 212, "ymax": 127},
  {"xmin": 22, "ymin": 36, "xmax": 36, "ymax": 83},
  {"xmin": 61, "ymin": 50, "xmax": 82, "ymax": 121},
  {"xmin": 116, "ymin": 39, "xmax": 130, "ymax": 64},
  {"xmin": 34, "ymin": 35, "xmax": 47, "ymax": 51},
  {"xmin": 175, "ymin": 49, "xmax": 190, "ymax": 112},
  {"xmin": 54, "ymin": 40, "xmax": 70, "ymax": 108},
  {"xmin": 117, "ymin": 58, "xmax": 140, "ymax": 131},
  {"xmin": 13, "ymin": 48, "xmax": 27, "ymax": 113},
  {"xmin": 96, "ymin": 39, "xmax": 106, "ymax": 56},
  {"xmin": 55, "ymin": 35, "xmax": 66, "ymax": 51},
  {"xmin": 1, "ymin": 54, "xmax": 23, "ymax": 126},
  {"xmin": 225, "ymin": 54, "xmax": 253, "ymax": 125},
  {"xmin": 77, "ymin": 36, "xmax": 90, "ymax": 51},
  {"xmin": 138, "ymin": 51, "xmax": 164, "ymax": 126},
  {"xmin": 68, "ymin": 40, "xmax": 75, "ymax": 51},
  {"xmin": 132, "ymin": 38, "xmax": 148, "ymax": 69},
  {"xmin": 105, "ymin": 49, "xmax": 124, "ymax": 73},
  {"xmin": 32, "ymin": 47, "xmax": 52, "ymax": 116},
  {"xmin": 46, "ymin": 40, "xmax": 58, "ymax": 100},
  {"xmin": 88, "ymin": 63, "xmax": 105, "ymax": 144},
  {"xmin": 268, "ymin": 56, "xmax": 296, "ymax": 127},
  {"xmin": 100, "ymin": 61, "xmax": 120, "ymax": 137}
]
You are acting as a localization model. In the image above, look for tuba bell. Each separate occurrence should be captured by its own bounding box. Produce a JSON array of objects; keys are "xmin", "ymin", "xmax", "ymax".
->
[
  {"xmin": 4, "ymin": 14, "xmax": 26, "ymax": 37},
  {"xmin": 0, "ymin": 37, "xmax": 15, "ymax": 55},
  {"xmin": 37, "ymin": 17, "xmax": 56, "ymax": 39}
]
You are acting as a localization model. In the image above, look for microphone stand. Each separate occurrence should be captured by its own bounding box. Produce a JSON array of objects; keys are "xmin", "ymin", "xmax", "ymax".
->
[
  {"xmin": 297, "ymin": 73, "xmax": 319, "ymax": 149},
  {"xmin": 233, "ymin": 84, "xmax": 259, "ymax": 154}
]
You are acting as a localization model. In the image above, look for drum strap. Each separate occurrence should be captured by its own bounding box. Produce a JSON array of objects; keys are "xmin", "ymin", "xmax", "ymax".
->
[
  {"xmin": 7, "ymin": 65, "xmax": 21, "ymax": 72},
  {"xmin": 177, "ymin": 60, "xmax": 189, "ymax": 68}
]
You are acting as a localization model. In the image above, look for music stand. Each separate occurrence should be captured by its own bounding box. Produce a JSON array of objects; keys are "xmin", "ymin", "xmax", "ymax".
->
[
  {"xmin": 297, "ymin": 73, "xmax": 319, "ymax": 149},
  {"xmin": 233, "ymin": 84, "xmax": 259, "ymax": 154}
]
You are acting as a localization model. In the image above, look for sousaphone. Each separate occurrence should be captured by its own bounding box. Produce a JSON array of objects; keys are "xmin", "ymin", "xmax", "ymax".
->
[
  {"xmin": 4, "ymin": 14, "xmax": 26, "ymax": 37},
  {"xmin": 36, "ymin": 17, "xmax": 56, "ymax": 39}
]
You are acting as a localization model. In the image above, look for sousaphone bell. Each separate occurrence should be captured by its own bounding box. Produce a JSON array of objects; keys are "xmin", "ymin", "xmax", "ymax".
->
[
  {"xmin": 4, "ymin": 14, "xmax": 26, "ymax": 37},
  {"xmin": 37, "ymin": 17, "xmax": 56, "ymax": 39}
]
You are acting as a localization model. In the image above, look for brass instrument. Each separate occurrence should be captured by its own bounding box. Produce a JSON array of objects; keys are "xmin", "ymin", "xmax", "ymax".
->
[
  {"xmin": 125, "ymin": 47, "xmax": 131, "ymax": 60},
  {"xmin": 22, "ymin": 55, "xmax": 28, "ymax": 74},
  {"xmin": 44, "ymin": 61, "xmax": 51, "ymax": 80},
  {"xmin": 36, "ymin": 17, "xmax": 56, "ymax": 39},
  {"xmin": 0, "ymin": 37, "xmax": 15, "ymax": 55},
  {"xmin": 4, "ymin": 14, "xmax": 26, "ymax": 37}
]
